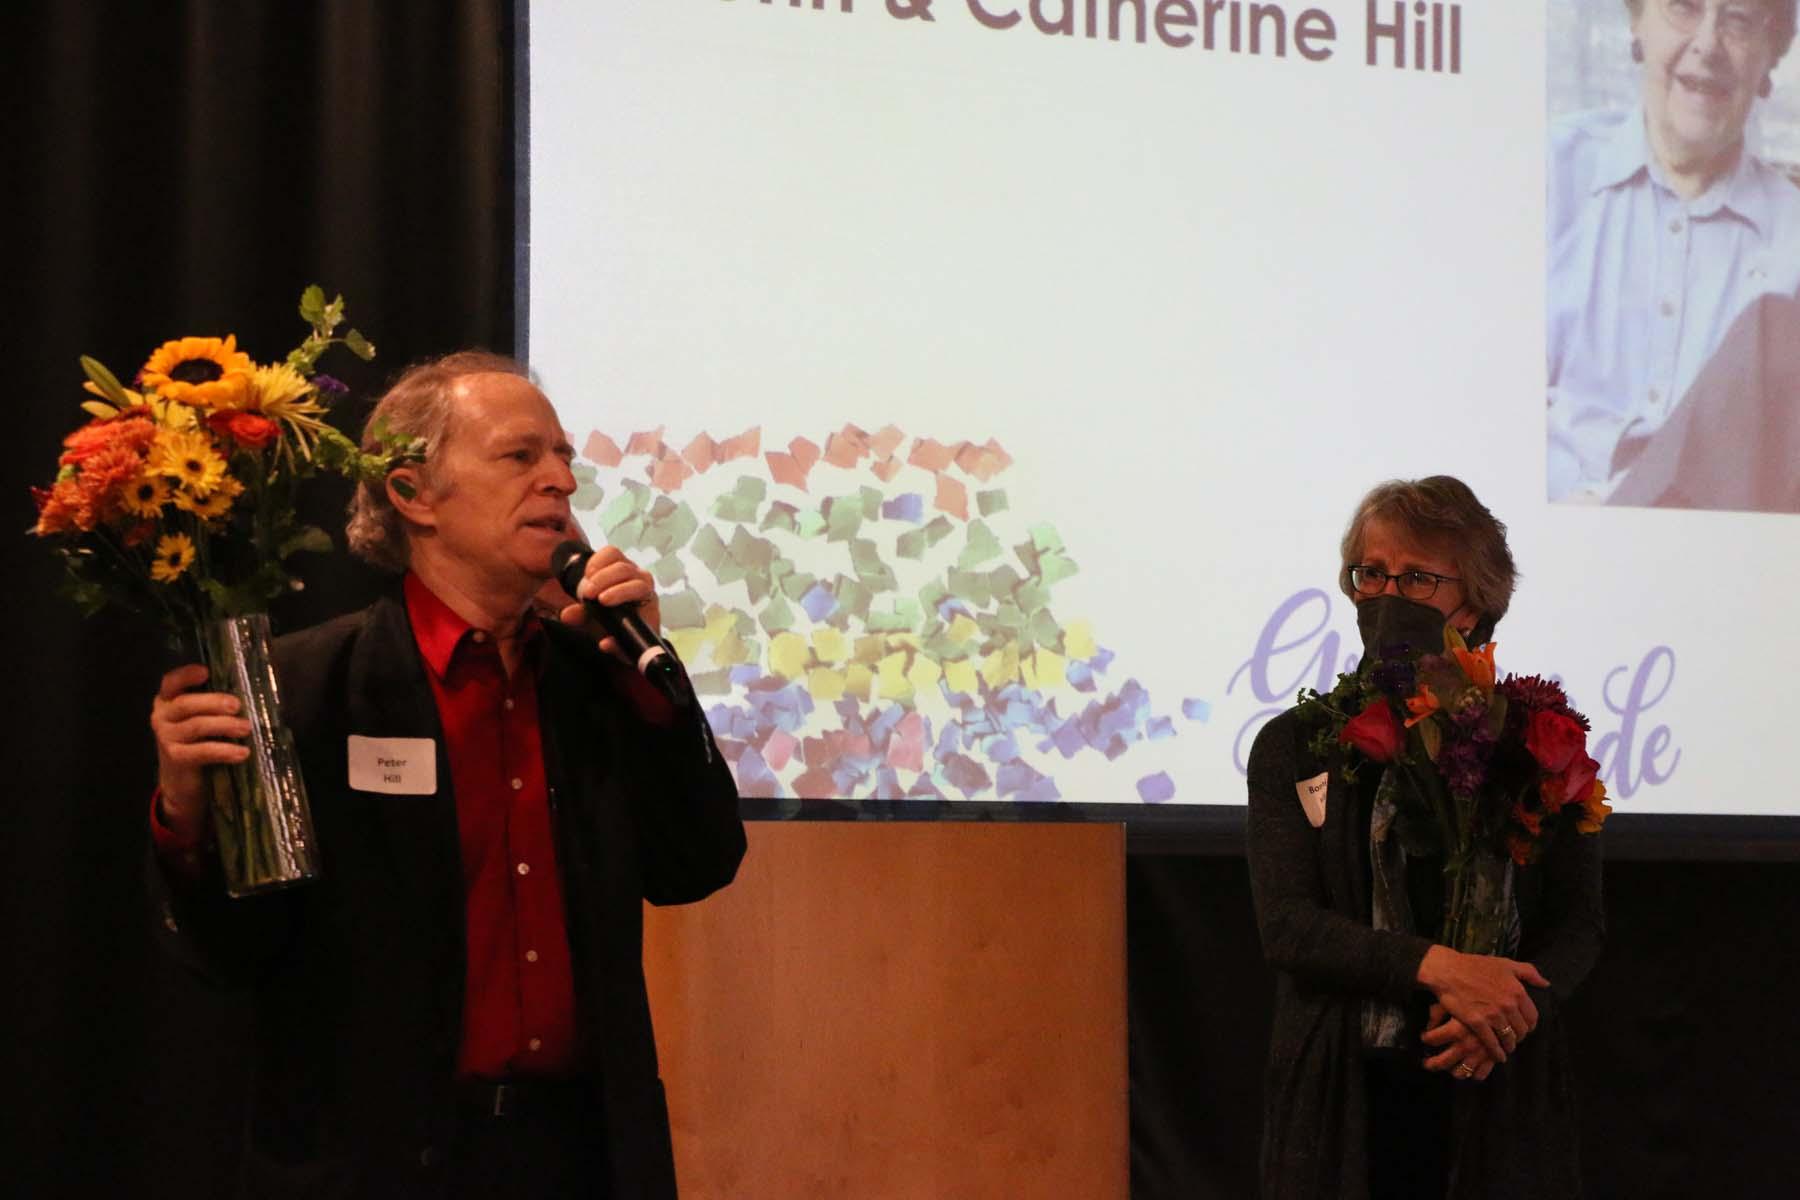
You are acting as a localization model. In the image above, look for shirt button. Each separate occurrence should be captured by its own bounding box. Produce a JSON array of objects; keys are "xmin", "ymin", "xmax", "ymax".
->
[
  {"xmin": 525, "ymin": 949, "xmax": 539, "ymax": 963},
  {"xmin": 472, "ymin": 630, "xmax": 488, "ymax": 643},
  {"xmin": 1669, "ymin": 219, "xmax": 1684, "ymax": 234},
  {"xmin": 504, "ymin": 698, "xmax": 515, "ymax": 711},
  {"xmin": 419, "ymin": 1146, "xmax": 438, "ymax": 1168},
  {"xmin": 511, "ymin": 777, "xmax": 523, "ymax": 791},
  {"xmin": 528, "ymin": 1037, "xmax": 543, "ymax": 1052},
  {"xmin": 517, "ymin": 862, "xmax": 531, "ymax": 876},
  {"xmin": 1648, "ymin": 388, "xmax": 1661, "ymax": 405},
  {"xmin": 1660, "ymin": 300, "xmax": 1675, "ymax": 317}
]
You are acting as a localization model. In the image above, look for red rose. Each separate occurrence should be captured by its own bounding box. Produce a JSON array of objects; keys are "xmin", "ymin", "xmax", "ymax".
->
[
  {"xmin": 1340, "ymin": 699, "xmax": 1403, "ymax": 762},
  {"xmin": 1524, "ymin": 709, "xmax": 1586, "ymax": 773},
  {"xmin": 1558, "ymin": 752, "xmax": 1600, "ymax": 807},
  {"xmin": 209, "ymin": 411, "xmax": 280, "ymax": 450}
]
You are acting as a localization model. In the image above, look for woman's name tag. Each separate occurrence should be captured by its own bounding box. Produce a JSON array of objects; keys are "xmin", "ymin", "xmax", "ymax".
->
[
  {"xmin": 1296, "ymin": 772, "xmax": 1329, "ymax": 828},
  {"xmin": 347, "ymin": 735, "xmax": 438, "ymax": 795}
]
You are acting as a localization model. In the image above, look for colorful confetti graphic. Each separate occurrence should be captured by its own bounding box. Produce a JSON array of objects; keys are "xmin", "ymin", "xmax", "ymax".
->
[{"xmin": 574, "ymin": 423, "xmax": 1198, "ymax": 802}]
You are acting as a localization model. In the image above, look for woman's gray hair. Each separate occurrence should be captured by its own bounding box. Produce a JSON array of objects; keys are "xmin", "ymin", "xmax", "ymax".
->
[
  {"xmin": 1338, "ymin": 476, "xmax": 1518, "ymax": 629},
  {"xmin": 1622, "ymin": 0, "xmax": 1798, "ymax": 63},
  {"xmin": 345, "ymin": 350, "xmax": 532, "ymax": 572}
]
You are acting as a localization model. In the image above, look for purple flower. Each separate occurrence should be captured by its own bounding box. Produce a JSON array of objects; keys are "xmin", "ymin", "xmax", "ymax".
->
[
  {"xmin": 313, "ymin": 373, "xmax": 349, "ymax": 395},
  {"xmin": 1438, "ymin": 737, "xmax": 1491, "ymax": 796}
]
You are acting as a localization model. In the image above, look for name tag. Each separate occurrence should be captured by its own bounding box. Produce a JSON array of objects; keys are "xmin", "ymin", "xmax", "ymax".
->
[
  {"xmin": 1297, "ymin": 772, "xmax": 1329, "ymax": 828},
  {"xmin": 347, "ymin": 735, "xmax": 438, "ymax": 795}
]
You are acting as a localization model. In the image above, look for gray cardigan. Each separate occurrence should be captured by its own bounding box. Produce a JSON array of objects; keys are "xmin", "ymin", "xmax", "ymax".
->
[{"xmin": 1246, "ymin": 706, "xmax": 1605, "ymax": 1199}]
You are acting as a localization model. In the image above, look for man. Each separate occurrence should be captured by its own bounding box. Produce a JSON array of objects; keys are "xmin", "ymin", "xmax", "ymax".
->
[{"xmin": 148, "ymin": 352, "xmax": 745, "ymax": 1199}]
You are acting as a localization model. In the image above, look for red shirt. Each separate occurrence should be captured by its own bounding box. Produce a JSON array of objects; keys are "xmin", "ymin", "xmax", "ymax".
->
[{"xmin": 403, "ymin": 572, "xmax": 578, "ymax": 1080}]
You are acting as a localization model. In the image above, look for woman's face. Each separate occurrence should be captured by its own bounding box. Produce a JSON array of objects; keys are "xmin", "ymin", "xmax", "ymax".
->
[
  {"xmin": 1635, "ymin": 0, "xmax": 1781, "ymax": 175},
  {"xmin": 1352, "ymin": 516, "xmax": 1477, "ymax": 636}
]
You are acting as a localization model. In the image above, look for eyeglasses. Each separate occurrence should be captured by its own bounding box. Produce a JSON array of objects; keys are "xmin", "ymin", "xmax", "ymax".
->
[
  {"xmin": 1347, "ymin": 565, "xmax": 1461, "ymax": 601},
  {"xmin": 1656, "ymin": 0, "xmax": 1776, "ymax": 50}
]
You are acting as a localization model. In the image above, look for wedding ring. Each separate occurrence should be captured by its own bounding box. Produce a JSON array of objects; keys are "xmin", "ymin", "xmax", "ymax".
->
[
  {"xmin": 1498, "ymin": 1025, "xmax": 1515, "ymax": 1039},
  {"xmin": 1455, "ymin": 1062, "xmax": 1475, "ymax": 1078}
]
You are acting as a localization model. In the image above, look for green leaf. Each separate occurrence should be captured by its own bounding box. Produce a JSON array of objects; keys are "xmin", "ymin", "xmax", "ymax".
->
[
  {"xmin": 279, "ymin": 526, "xmax": 334, "ymax": 558},
  {"xmin": 1416, "ymin": 718, "xmax": 1443, "ymax": 762},
  {"xmin": 299, "ymin": 285, "xmax": 326, "ymax": 325},
  {"xmin": 79, "ymin": 355, "xmax": 132, "ymax": 406},
  {"xmin": 344, "ymin": 329, "xmax": 375, "ymax": 360}
]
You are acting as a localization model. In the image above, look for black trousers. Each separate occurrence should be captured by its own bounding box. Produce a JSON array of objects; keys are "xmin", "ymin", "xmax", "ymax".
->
[{"xmin": 448, "ymin": 1080, "xmax": 611, "ymax": 1200}]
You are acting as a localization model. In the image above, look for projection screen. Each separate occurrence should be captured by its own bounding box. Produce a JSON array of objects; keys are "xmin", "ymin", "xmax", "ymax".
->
[{"xmin": 525, "ymin": 1, "xmax": 1800, "ymax": 820}]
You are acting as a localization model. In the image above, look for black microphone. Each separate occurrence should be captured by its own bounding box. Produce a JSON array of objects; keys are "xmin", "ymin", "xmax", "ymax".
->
[{"xmin": 550, "ymin": 540, "xmax": 688, "ymax": 709}]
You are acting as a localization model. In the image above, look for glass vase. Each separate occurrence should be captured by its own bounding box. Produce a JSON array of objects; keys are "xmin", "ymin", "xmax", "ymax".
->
[
  {"xmin": 198, "ymin": 614, "xmax": 320, "ymax": 897},
  {"xmin": 1442, "ymin": 847, "xmax": 1515, "ymax": 957}
]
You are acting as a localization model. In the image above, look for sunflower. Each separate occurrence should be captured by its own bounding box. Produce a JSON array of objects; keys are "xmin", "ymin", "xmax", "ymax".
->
[
  {"xmin": 172, "ymin": 474, "xmax": 243, "ymax": 522},
  {"xmin": 149, "ymin": 427, "xmax": 228, "ymax": 496},
  {"xmin": 121, "ymin": 474, "xmax": 173, "ymax": 518},
  {"xmin": 150, "ymin": 533, "xmax": 197, "ymax": 583},
  {"xmin": 140, "ymin": 335, "xmax": 253, "ymax": 410}
]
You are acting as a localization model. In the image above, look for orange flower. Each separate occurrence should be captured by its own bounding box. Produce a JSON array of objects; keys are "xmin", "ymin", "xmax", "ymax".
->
[
  {"xmin": 1576, "ymin": 779, "xmax": 1613, "ymax": 835},
  {"xmin": 74, "ymin": 443, "xmax": 146, "ymax": 522},
  {"xmin": 59, "ymin": 411, "xmax": 155, "ymax": 468},
  {"xmin": 1403, "ymin": 683, "xmax": 1441, "ymax": 728},
  {"xmin": 31, "ymin": 480, "xmax": 88, "ymax": 534},
  {"xmin": 208, "ymin": 410, "xmax": 281, "ymax": 450},
  {"xmin": 1451, "ymin": 641, "xmax": 1497, "ymax": 691}
]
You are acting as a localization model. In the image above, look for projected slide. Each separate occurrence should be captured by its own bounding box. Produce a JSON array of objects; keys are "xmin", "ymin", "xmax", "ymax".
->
[{"xmin": 528, "ymin": 2, "xmax": 1800, "ymax": 815}]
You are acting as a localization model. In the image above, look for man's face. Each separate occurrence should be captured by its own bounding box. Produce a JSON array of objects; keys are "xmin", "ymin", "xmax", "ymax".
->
[
  {"xmin": 419, "ymin": 371, "xmax": 577, "ymax": 588},
  {"xmin": 1636, "ymin": 0, "xmax": 1781, "ymax": 174}
]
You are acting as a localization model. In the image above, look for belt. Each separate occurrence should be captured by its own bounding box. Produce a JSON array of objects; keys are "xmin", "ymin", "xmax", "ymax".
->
[{"xmin": 453, "ymin": 1077, "xmax": 598, "ymax": 1120}]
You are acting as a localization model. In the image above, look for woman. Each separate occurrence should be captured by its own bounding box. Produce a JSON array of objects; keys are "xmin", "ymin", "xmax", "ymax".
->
[
  {"xmin": 1246, "ymin": 477, "xmax": 1605, "ymax": 1199},
  {"xmin": 1547, "ymin": 0, "xmax": 1800, "ymax": 506}
]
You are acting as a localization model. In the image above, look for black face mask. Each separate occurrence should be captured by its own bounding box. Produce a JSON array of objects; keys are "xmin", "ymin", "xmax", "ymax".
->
[{"xmin": 1355, "ymin": 594, "xmax": 1455, "ymax": 662}]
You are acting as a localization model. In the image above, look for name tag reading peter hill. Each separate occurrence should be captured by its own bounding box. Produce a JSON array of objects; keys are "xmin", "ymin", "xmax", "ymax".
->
[{"xmin": 347, "ymin": 735, "xmax": 438, "ymax": 795}]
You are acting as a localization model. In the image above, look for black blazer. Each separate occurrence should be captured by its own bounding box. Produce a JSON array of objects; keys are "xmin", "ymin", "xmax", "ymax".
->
[{"xmin": 150, "ymin": 590, "xmax": 746, "ymax": 1200}]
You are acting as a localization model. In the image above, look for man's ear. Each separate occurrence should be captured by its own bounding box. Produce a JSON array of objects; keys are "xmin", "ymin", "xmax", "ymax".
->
[{"xmin": 386, "ymin": 468, "xmax": 435, "ymax": 529}]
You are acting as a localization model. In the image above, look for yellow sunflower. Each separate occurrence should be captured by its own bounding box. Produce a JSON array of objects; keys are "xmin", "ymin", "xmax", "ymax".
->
[
  {"xmin": 140, "ymin": 335, "xmax": 253, "ymax": 410},
  {"xmin": 172, "ymin": 474, "xmax": 243, "ymax": 522},
  {"xmin": 149, "ymin": 427, "xmax": 228, "ymax": 496},
  {"xmin": 150, "ymin": 533, "xmax": 197, "ymax": 583},
  {"xmin": 120, "ymin": 473, "xmax": 172, "ymax": 518}
]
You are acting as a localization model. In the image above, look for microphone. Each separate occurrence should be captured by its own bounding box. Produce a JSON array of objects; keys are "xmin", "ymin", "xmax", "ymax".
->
[{"xmin": 550, "ymin": 540, "xmax": 688, "ymax": 709}]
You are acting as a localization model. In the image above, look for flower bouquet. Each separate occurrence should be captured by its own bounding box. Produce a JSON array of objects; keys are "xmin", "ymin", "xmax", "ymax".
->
[
  {"xmin": 1299, "ymin": 626, "xmax": 1611, "ymax": 956},
  {"xmin": 30, "ymin": 287, "xmax": 411, "ymax": 896}
]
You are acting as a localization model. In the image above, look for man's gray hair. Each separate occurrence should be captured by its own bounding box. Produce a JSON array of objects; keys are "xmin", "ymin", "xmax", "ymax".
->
[{"xmin": 345, "ymin": 350, "xmax": 533, "ymax": 573}]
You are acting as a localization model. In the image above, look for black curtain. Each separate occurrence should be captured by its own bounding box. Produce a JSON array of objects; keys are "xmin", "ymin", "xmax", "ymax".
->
[
  {"xmin": 8, "ymin": 4, "xmax": 514, "ymax": 1195},
  {"xmin": 9, "ymin": 5, "xmax": 1800, "ymax": 1199}
]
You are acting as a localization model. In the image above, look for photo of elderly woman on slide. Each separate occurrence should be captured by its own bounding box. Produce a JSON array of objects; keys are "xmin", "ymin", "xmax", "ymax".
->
[{"xmin": 1548, "ymin": 0, "xmax": 1800, "ymax": 512}]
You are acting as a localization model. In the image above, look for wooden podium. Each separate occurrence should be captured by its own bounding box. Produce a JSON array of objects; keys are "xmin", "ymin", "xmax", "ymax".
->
[{"xmin": 643, "ymin": 821, "xmax": 1127, "ymax": 1200}]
